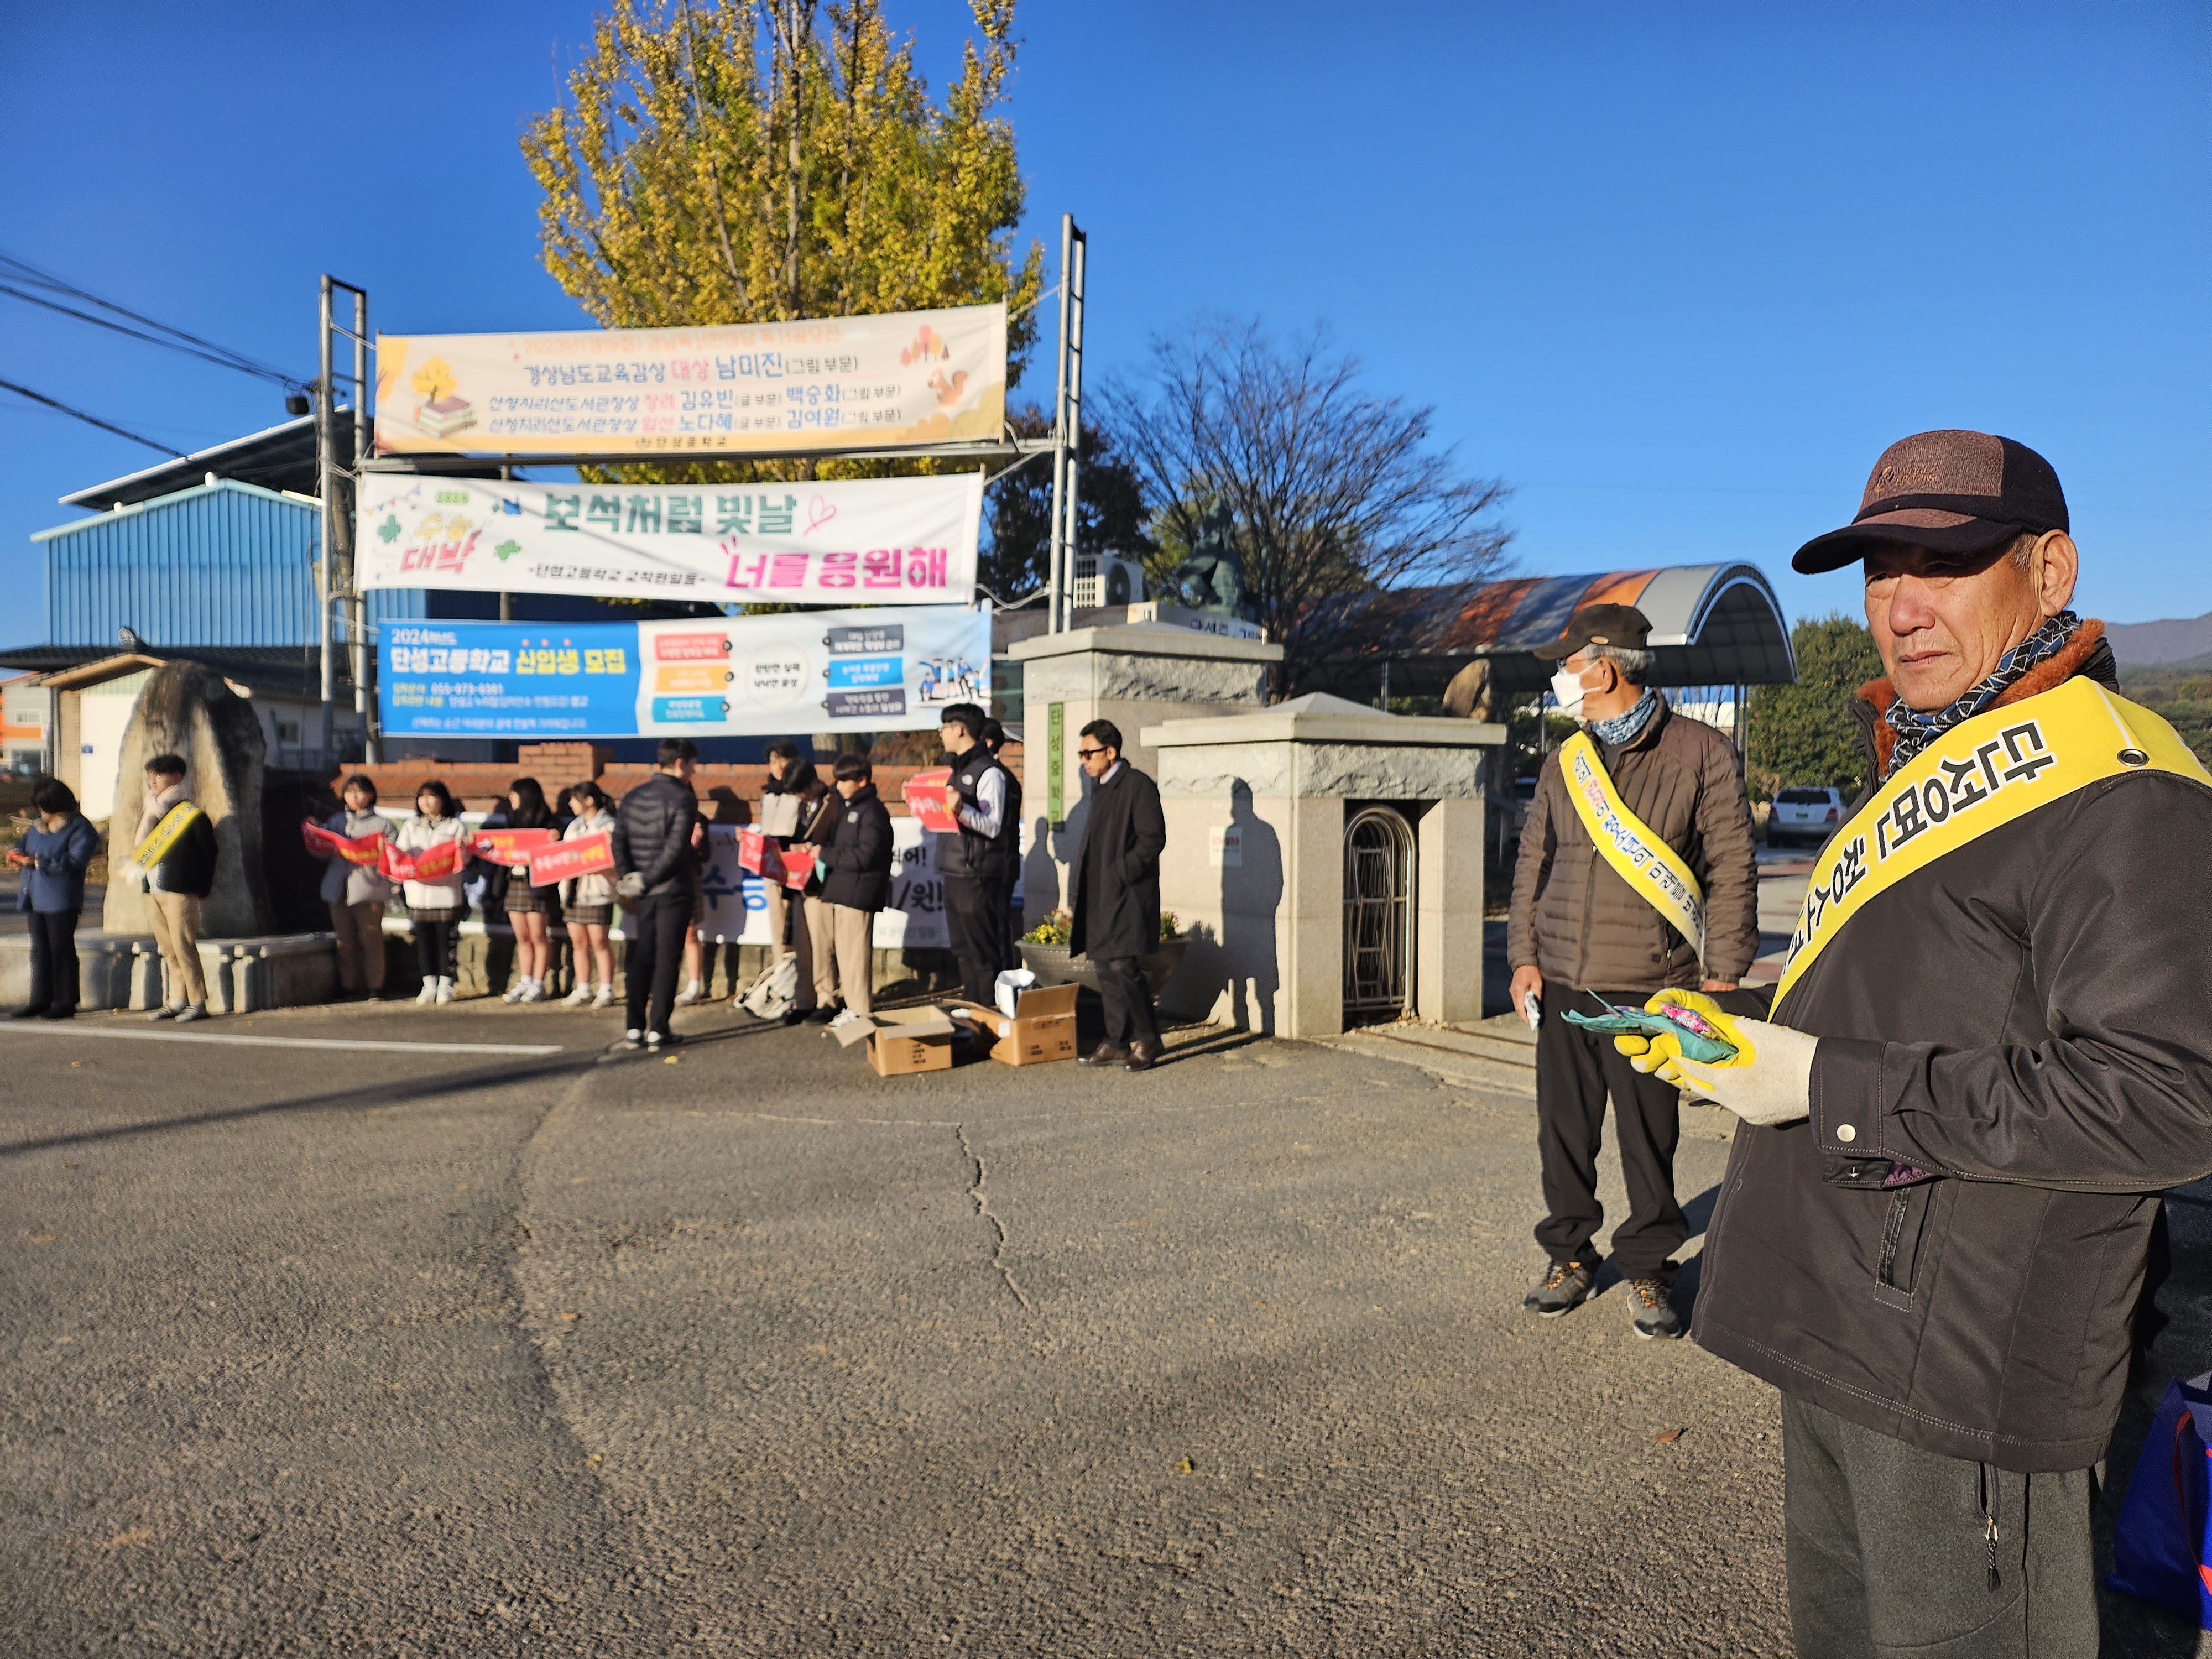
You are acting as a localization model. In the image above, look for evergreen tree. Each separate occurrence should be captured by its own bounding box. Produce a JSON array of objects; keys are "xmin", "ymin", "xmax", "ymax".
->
[{"xmin": 1746, "ymin": 614, "xmax": 1884, "ymax": 800}]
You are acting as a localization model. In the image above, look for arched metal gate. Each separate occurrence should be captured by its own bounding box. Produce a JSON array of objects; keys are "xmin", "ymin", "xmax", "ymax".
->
[{"xmin": 1343, "ymin": 806, "xmax": 1416, "ymax": 1023}]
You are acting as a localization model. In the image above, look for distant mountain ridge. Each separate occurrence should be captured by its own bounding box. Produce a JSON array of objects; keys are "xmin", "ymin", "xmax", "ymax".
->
[{"xmin": 2104, "ymin": 612, "xmax": 2212, "ymax": 666}]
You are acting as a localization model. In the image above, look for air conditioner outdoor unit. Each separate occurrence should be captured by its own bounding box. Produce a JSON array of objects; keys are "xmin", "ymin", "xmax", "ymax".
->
[{"xmin": 1072, "ymin": 554, "xmax": 1145, "ymax": 610}]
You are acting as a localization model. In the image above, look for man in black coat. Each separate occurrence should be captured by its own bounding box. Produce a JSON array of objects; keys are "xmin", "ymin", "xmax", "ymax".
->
[
  {"xmin": 1068, "ymin": 719, "xmax": 1167, "ymax": 1072},
  {"xmin": 612, "ymin": 737, "xmax": 701, "ymax": 1050},
  {"xmin": 817, "ymin": 753, "xmax": 893, "ymax": 1018}
]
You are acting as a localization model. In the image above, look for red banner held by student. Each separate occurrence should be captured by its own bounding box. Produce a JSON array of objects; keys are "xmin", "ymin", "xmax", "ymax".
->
[
  {"xmin": 528, "ymin": 832, "xmax": 613, "ymax": 889},
  {"xmin": 301, "ymin": 820, "xmax": 385, "ymax": 866},
  {"xmin": 471, "ymin": 827, "xmax": 558, "ymax": 866},
  {"xmin": 901, "ymin": 767, "xmax": 959, "ymax": 834},
  {"xmin": 778, "ymin": 846, "xmax": 816, "ymax": 890},
  {"xmin": 380, "ymin": 838, "xmax": 461, "ymax": 883}
]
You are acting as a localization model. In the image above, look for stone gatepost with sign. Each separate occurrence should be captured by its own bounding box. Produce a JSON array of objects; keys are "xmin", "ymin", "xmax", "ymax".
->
[
  {"xmin": 1139, "ymin": 695, "xmax": 1506, "ymax": 1039},
  {"xmin": 1009, "ymin": 623, "xmax": 1284, "ymax": 932}
]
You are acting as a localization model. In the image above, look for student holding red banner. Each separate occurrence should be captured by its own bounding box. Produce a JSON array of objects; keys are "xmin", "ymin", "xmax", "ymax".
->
[
  {"xmin": 557, "ymin": 782, "xmax": 618, "ymax": 1008},
  {"xmin": 494, "ymin": 779, "xmax": 559, "ymax": 1004},
  {"xmin": 393, "ymin": 781, "xmax": 469, "ymax": 1003},
  {"xmin": 315, "ymin": 774, "xmax": 395, "ymax": 1000}
]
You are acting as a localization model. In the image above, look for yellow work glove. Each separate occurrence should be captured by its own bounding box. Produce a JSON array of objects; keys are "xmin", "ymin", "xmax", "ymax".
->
[{"xmin": 1613, "ymin": 990, "xmax": 1814, "ymax": 1129}]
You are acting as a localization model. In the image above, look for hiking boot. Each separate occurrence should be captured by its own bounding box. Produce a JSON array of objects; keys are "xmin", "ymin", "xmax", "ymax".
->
[
  {"xmin": 1627, "ymin": 1277, "xmax": 1682, "ymax": 1340},
  {"xmin": 1523, "ymin": 1261, "xmax": 1596, "ymax": 1318}
]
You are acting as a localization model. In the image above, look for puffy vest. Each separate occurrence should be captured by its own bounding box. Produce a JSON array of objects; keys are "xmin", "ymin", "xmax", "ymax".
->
[{"xmin": 938, "ymin": 751, "xmax": 1021, "ymax": 881}]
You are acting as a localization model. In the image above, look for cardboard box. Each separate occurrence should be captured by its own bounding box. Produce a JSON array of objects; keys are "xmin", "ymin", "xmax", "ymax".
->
[
  {"xmin": 951, "ymin": 981, "xmax": 1081, "ymax": 1066},
  {"xmin": 865, "ymin": 1006, "xmax": 958, "ymax": 1077}
]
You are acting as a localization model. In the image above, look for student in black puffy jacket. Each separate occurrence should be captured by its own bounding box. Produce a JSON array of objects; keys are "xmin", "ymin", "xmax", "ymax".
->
[
  {"xmin": 611, "ymin": 737, "xmax": 700, "ymax": 1048},
  {"xmin": 816, "ymin": 753, "xmax": 892, "ymax": 1018}
]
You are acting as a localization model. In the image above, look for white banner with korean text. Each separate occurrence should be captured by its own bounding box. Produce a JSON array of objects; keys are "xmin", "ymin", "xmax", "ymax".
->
[
  {"xmin": 356, "ymin": 472, "xmax": 979, "ymax": 606},
  {"xmin": 372, "ymin": 302, "xmax": 1006, "ymax": 457},
  {"xmin": 695, "ymin": 821, "xmax": 951, "ymax": 950}
]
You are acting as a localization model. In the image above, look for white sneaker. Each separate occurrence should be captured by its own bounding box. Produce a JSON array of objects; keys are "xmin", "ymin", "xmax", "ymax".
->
[
  {"xmin": 434, "ymin": 977, "xmax": 455, "ymax": 1004},
  {"xmin": 672, "ymin": 981, "xmax": 704, "ymax": 1008},
  {"xmin": 592, "ymin": 985, "xmax": 615, "ymax": 1009},
  {"xmin": 519, "ymin": 980, "xmax": 548, "ymax": 1004},
  {"xmin": 562, "ymin": 983, "xmax": 594, "ymax": 1008},
  {"xmin": 147, "ymin": 1005, "xmax": 179, "ymax": 1021},
  {"xmin": 416, "ymin": 981, "xmax": 437, "ymax": 1005},
  {"xmin": 502, "ymin": 981, "xmax": 528, "ymax": 1003},
  {"xmin": 174, "ymin": 1003, "xmax": 208, "ymax": 1024}
]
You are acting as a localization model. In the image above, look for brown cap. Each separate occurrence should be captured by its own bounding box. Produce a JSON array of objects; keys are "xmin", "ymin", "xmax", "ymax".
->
[
  {"xmin": 1792, "ymin": 430, "xmax": 2068, "ymax": 575},
  {"xmin": 1532, "ymin": 602, "xmax": 1653, "ymax": 662}
]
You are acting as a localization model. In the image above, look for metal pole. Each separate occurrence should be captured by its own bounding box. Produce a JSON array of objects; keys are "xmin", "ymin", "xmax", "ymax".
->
[
  {"xmin": 1045, "ymin": 214, "xmax": 1073, "ymax": 633},
  {"xmin": 1061, "ymin": 226, "xmax": 1086, "ymax": 631},
  {"xmin": 498, "ymin": 465, "xmax": 515, "ymax": 623},
  {"xmin": 316, "ymin": 275, "xmax": 336, "ymax": 767},
  {"xmin": 352, "ymin": 288, "xmax": 373, "ymax": 763}
]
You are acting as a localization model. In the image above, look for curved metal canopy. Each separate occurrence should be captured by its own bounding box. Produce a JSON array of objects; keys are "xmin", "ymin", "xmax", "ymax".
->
[{"xmin": 1305, "ymin": 562, "xmax": 1797, "ymax": 696}]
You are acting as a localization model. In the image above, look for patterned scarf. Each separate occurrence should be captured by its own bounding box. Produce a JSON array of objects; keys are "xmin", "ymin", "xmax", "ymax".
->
[
  {"xmin": 1884, "ymin": 611, "xmax": 2081, "ymax": 772},
  {"xmin": 1589, "ymin": 687, "xmax": 1658, "ymax": 748}
]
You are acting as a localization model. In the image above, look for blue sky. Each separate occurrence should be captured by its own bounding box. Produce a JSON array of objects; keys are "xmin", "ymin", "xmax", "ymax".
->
[{"xmin": 1, "ymin": 0, "xmax": 2204, "ymax": 650}]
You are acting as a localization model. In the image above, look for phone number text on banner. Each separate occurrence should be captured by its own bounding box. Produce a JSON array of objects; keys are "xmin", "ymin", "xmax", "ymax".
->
[
  {"xmin": 356, "ymin": 472, "xmax": 979, "ymax": 606},
  {"xmin": 379, "ymin": 607, "xmax": 990, "ymax": 739}
]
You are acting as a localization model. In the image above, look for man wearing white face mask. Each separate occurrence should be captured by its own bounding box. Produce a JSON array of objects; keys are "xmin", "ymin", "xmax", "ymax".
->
[{"xmin": 1506, "ymin": 603, "xmax": 1759, "ymax": 1337}]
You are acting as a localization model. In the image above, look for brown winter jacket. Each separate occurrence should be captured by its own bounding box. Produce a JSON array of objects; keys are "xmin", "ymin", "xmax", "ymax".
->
[
  {"xmin": 1508, "ymin": 694, "xmax": 1760, "ymax": 990},
  {"xmin": 1694, "ymin": 622, "xmax": 2212, "ymax": 1471}
]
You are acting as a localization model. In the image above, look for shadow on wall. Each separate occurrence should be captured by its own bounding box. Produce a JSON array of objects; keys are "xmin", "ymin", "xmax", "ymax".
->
[
  {"xmin": 1164, "ymin": 779, "xmax": 1284, "ymax": 1032},
  {"xmin": 1022, "ymin": 813, "xmax": 1060, "ymax": 922},
  {"xmin": 1221, "ymin": 780, "xmax": 1282, "ymax": 1034}
]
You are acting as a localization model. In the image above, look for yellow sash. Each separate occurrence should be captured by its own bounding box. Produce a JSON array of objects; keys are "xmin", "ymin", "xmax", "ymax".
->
[
  {"xmin": 1775, "ymin": 677, "xmax": 2211, "ymax": 1008},
  {"xmin": 1558, "ymin": 731, "xmax": 1707, "ymax": 957},
  {"xmin": 133, "ymin": 800, "xmax": 205, "ymax": 868}
]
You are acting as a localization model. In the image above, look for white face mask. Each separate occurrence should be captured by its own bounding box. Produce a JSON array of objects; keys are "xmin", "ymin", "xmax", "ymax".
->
[{"xmin": 1550, "ymin": 666, "xmax": 1589, "ymax": 718}]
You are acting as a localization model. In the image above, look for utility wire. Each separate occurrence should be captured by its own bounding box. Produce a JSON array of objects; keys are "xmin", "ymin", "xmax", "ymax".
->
[
  {"xmin": 0, "ymin": 251, "xmax": 305, "ymax": 390},
  {"xmin": 0, "ymin": 376, "xmax": 184, "ymax": 456}
]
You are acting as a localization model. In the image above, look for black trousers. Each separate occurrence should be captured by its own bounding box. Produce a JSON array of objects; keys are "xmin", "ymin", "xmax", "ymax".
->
[
  {"xmin": 412, "ymin": 919, "xmax": 456, "ymax": 983},
  {"xmin": 25, "ymin": 908, "xmax": 80, "ymax": 1013},
  {"xmin": 1781, "ymin": 1394, "xmax": 2097, "ymax": 1658},
  {"xmin": 1096, "ymin": 956, "xmax": 1160, "ymax": 1050},
  {"xmin": 1533, "ymin": 980, "xmax": 1688, "ymax": 1281},
  {"xmin": 625, "ymin": 891, "xmax": 691, "ymax": 1035},
  {"xmin": 944, "ymin": 874, "xmax": 1008, "ymax": 1004}
]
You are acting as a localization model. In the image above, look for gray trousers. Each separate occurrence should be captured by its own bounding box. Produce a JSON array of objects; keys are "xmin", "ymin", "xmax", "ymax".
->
[{"xmin": 1782, "ymin": 1394, "xmax": 2098, "ymax": 1659}]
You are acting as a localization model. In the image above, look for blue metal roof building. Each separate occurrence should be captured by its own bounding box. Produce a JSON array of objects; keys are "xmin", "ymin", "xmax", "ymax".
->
[{"xmin": 34, "ymin": 480, "xmax": 425, "ymax": 648}]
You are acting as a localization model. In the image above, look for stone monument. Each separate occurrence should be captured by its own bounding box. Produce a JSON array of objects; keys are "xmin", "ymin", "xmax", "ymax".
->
[{"xmin": 105, "ymin": 660, "xmax": 274, "ymax": 939}]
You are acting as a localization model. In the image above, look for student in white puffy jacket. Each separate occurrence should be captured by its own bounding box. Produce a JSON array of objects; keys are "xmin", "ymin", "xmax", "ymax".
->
[
  {"xmin": 558, "ymin": 781, "xmax": 619, "ymax": 1008},
  {"xmin": 397, "ymin": 780, "xmax": 471, "ymax": 1004}
]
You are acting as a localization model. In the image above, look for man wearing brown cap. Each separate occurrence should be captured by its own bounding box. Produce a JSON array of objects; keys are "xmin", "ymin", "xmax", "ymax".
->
[
  {"xmin": 1614, "ymin": 430, "xmax": 2212, "ymax": 1656},
  {"xmin": 1507, "ymin": 602, "xmax": 1759, "ymax": 1338}
]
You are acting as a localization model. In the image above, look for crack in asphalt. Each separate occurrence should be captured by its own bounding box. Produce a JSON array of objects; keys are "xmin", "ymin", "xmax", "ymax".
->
[{"xmin": 954, "ymin": 1121, "xmax": 1032, "ymax": 1313}]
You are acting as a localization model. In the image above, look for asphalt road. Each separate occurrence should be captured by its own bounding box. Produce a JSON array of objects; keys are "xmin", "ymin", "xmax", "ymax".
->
[{"xmin": 3, "ymin": 997, "xmax": 2206, "ymax": 1656}]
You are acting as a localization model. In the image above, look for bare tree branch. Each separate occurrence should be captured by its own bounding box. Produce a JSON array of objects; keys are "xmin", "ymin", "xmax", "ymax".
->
[{"xmin": 1100, "ymin": 319, "xmax": 1514, "ymax": 698}]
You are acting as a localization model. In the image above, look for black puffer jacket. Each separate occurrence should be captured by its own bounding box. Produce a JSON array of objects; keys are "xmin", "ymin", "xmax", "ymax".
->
[
  {"xmin": 611, "ymin": 773, "xmax": 700, "ymax": 899},
  {"xmin": 1694, "ymin": 625, "xmax": 2212, "ymax": 1471},
  {"xmin": 818, "ymin": 785, "xmax": 892, "ymax": 911}
]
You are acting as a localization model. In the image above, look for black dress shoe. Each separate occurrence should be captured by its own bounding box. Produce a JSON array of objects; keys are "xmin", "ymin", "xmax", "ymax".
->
[
  {"xmin": 780, "ymin": 1006, "xmax": 807, "ymax": 1026},
  {"xmin": 805, "ymin": 1004, "xmax": 839, "ymax": 1025},
  {"xmin": 1079, "ymin": 1042, "xmax": 1130, "ymax": 1067},
  {"xmin": 1124, "ymin": 1040, "xmax": 1159, "ymax": 1072},
  {"xmin": 8, "ymin": 1005, "xmax": 49, "ymax": 1020},
  {"xmin": 38, "ymin": 1006, "xmax": 75, "ymax": 1021}
]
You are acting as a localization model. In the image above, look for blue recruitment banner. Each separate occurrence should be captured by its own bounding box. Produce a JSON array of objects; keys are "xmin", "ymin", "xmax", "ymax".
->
[
  {"xmin": 378, "ymin": 605, "xmax": 988, "ymax": 738},
  {"xmin": 380, "ymin": 623, "xmax": 641, "ymax": 738}
]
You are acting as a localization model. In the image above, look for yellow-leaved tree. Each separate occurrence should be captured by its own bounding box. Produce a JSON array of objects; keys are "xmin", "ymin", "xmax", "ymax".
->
[{"xmin": 522, "ymin": 0, "xmax": 1042, "ymax": 488}]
